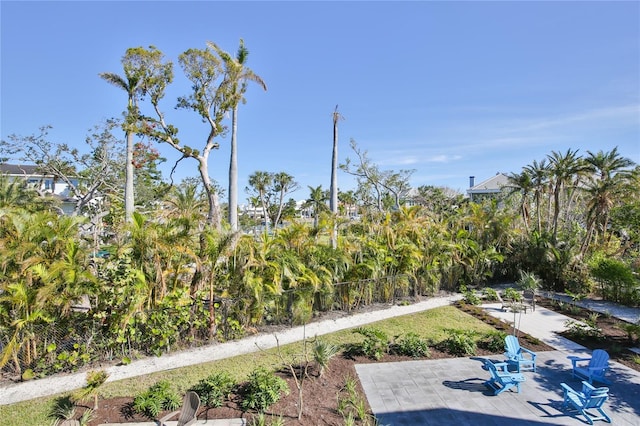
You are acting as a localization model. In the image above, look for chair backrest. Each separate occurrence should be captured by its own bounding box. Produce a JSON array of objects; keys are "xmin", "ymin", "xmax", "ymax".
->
[
  {"xmin": 484, "ymin": 360, "xmax": 498, "ymax": 376},
  {"xmin": 177, "ymin": 391, "xmax": 200, "ymax": 426},
  {"xmin": 589, "ymin": 349, "xmax": 610, "ymax": 370},
  {"xmin": 505, "ymin": 335, "xmax": 521, "ymax": 357}
]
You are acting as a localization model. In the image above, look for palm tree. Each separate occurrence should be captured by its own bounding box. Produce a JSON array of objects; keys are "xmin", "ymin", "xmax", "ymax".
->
[
  {"xmin": 330, "ymin": 106, "xmax": 344, "ymax": 248},
  {"xmin": 0, "ymin": 174, "xmax": 38, "ymax": 210},
  {"xmin": 247, "ymin": 171, "xmax": 273, "ymax": 232},
  {"xmin": 522, "ymin": 159, "xmax": 549, "ymax": 232},
  {"xmin": 272, "ymin": 172, "xmax": 299, "ymax": 229},
  {"xmin": 581, "ymin": 148, "xmax": 635, "ymax": 252},
  {"xmin": 505, "ymin": 170, "xmax": 534, "ymax": 233},
  {"xmin": 162, "ymin": 180, "xmax": 207, "ymax": 234},
  {"xmin": 304, "ymin": 185, "xmax": 329, "ymax": 228},
  {"xmin": 208, "ymin": 40, "xmax": 267, "ymax": 233},
  {"xmin": 547, "ymin": 149, "xmax": 587, "ymax": 241},
  {"xmin": 99, "ymin": 49, "xmax": 149, "ymax": 223},
  {"xmin": 338, "ymin": 189, "xmax": 357, "ymax": 218}
]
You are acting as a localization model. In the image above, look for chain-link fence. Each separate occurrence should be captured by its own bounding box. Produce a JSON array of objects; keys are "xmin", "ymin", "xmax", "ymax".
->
[{"xmin": 1, "ymin": 274, "xmax": 435, "ymax": 378}]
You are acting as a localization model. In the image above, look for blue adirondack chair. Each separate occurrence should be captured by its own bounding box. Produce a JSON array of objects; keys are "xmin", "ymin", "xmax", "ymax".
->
[
  {"xmin": 483, "ymin": 359, "xmax": 526, "ymax": 395},
  {"xmin": 561, "ymin": 381, "xmax": 611, "ymax": 424},
  {"xmin": 504, "ymin": 335, "xmax": 537, "ymax": 372},
  {"xmin": 568, "ymin": 349, "xmax": 610, "ymax": 385}
]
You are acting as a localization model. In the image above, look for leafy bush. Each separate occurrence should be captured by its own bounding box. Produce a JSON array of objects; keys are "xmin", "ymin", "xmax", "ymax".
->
[
  {"xmin": 352, "ymin": 327, "xmax": 389, "ymax": 360},
  {"xmin": 440, "ymin": 329, "xmax": 477, "ymax": 356},
  {"xmin": 516, "ymin": 270, "xmax": 541, "ymax": 291},
  {"xmin": 618, "ymin": 322, "xmax": 640, "ymax": 343},
  {"xmin": 190, "ymin": 372, "xmax": 236, "ymax": 408},
  {"xmin": 564, "ymin": 320, "xmax": 604, "ymax": 341},
  {"xmin": 590, "ymin": 257, "xmax": 638, "ymax": 305},
  {"xmin": 460, "ymin": 285, "xmax": 481, "ymax": 305},
  {"xmin": 479, "ymin": 330, "xmax": 507, "ymax": 353},
  {"xmin": 133, "ymin": 380, "xmax": 181, "ymax": 418},
  {"xmin": 482, "ymin": 287, "xmax": 499, "ymax": 301},
  {"xmin": 392, "ymin": 332, "xmax": 430, "ymax": 358},
  {"xmin": 240, "ymin": 367, "xmax": 289, "ymax": 412},
  {"xmin": 502, "ymin": 287, "xmax": 522, "ymax": 302}
]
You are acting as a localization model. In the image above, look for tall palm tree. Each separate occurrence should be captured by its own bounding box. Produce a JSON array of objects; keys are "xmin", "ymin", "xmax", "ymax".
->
[
  {"xmin": 581, "ymin": 148, "xmax": 635, "ymax": 252},
  {"xmin": 523, "ymin": 159, "xmax": 550, "ymax": 232},
  {"xmin": 547, "ymin": 149, "xmax": 587, "ymax": 241},
  {"xmin": 208, "ymin": 39, "xmax": 267, "ymax": 233},
  {"xmin": 247, "ymin": 171, "xmax": 273, "ymax": 232},
  {"xmin": 272, "ymin": 172, "xmax": 299, "ymax": 229},
  {"xmin": 505, "ymin": 170, "xmax": 534, "ymax": 233},
  {"xmin": 330, "ymin": 106, "xmax": 344, "ymax": 248},
  {"xmin": 99, "ymin": 50, "xmax": 149, "ymax": 223}
]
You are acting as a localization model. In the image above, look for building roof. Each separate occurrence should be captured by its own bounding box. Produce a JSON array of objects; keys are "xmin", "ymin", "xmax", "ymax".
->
[
  {"xmin": 467, "ymin": 172, "xmax": 509, "ymax": 195},
  {"xmin": 0, "ymin": 163, "xmax": 43, "ymax": 176}
]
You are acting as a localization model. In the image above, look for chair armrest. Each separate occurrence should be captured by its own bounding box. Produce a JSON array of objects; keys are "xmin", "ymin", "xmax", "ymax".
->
[
  {"xmin": 561, "ymin": 382, "xmax": 585, "ymax": 401},
  {"xmin": 560, "ymin": 382, "xmax": 575, "ymax": 394},
  {"xmin": 567, "ymin": 356, "xmax": 590, "ymax": 362},
  {"xmin": 158, "ymin": 410, "xmax": 180, "ymax": 425},
  {"xmin": 520, "ymin": 347, "xmax": 537, "ymax": 359},
  {"xmin": 493, "ymin": 362, "xmax": 510, "ymax": 371},
  {"xmin": 567, "ymin": 356, "xmax": 590, "ymax": 367}
]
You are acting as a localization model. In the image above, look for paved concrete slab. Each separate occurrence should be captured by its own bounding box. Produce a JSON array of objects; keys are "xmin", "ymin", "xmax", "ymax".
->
[
  {"xmin": 356, "ymin": 351, "xmax": 640, "ymax": 425},
  {"xmin": 356, "ymin": 300, "xmax": 640, "ymax": 425}
]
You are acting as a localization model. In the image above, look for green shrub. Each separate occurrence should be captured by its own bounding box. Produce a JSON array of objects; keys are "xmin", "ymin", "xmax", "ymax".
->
[
  {"xmin": 240, "ymin": 367, "xmax": 289, "ymax": 412},
  {"xmin": 479, "ymin": 330, "xmax": 507, "ymax": 353},
  {"xmin": 502, "ymin": 287, "xmax": 522, "ymax": 302},
  {"xmin": 590, "ymin": 257, "xmax": 637, "ymax": 304},
  {"xmin": 190, "ymin": 371, "xmax": 236, "ymax": 408},
  {"xmin": 353, "ymin": 327, "xmax": 389, "ymax": 360},
  {"xmin": 392, "ymin": 332, "xmax": 430, "ymax": 358},
  {"xmin": 618, "ymin": 322, "xmax": 640, "ymax": 343},
  {"xmin": 563, "ymin": 320, "xmax": 603, "ymax": 341},
  {"xmin": 440, "ymin": 329, "xmax": 477, "ymax": 356},
  {"xmin": 133, "ymin": 380, "xmax": 181, "ymax": 418},
  {"xmin": 460, "ymin": 285, "xmax": 481, "ymax": 305},
  {"xmin": 482, "ymin": 287, "xmax": 499, "ymax": 301},
  {"xmin": 516, "ymin": 270, "xmax": 541, "ymax": 291}
]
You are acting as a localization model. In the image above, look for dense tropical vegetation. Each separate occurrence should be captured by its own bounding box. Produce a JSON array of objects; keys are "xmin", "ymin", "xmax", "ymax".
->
[{"xmin": 0, "ymin": 41, "xmax": 638, "ymax": 382}]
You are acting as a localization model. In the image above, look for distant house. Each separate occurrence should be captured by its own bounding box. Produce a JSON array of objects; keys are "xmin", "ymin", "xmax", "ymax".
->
[
  {"xmin": 466, "ymin": 173, "xmax": 509, "ymax": 202},
  {"xmin": 0, "ymin": 163, "xmax": 78, "ymax": 214}
]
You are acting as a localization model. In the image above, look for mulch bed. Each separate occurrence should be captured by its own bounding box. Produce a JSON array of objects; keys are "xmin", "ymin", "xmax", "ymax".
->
[{"xmin": 536, "ymin": 297, "xmax": 640, "ymax": 372}]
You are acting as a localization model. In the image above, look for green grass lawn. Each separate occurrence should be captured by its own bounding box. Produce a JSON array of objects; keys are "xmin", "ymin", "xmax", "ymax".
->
[{"xmin": 0, "ymin": 305, "xmax": 495, "ymax": 425}]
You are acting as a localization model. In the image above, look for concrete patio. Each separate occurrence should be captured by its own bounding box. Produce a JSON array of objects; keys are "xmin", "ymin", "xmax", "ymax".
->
[
  {"xmin": 356, "ymin": 302, "xmax": 640, "ymax": 425},
  {"xmin": 356, "ymin": 350, "xmax": 640, "ymax": 425}
]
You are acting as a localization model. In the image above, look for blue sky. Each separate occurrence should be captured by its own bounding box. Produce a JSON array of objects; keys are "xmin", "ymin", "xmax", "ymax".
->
[{"xmin": 2, "ymin": 1, "xmax": 639, "ymax": 202}]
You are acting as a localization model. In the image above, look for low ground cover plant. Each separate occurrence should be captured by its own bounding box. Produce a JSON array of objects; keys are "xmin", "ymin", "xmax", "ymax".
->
[
  {"xmin": 190, "ymin": 371, "xmax": 237, "ymax": 408},
  {"xmin": 240, "ymin": 367, "xmax": 290, "ymax": 412},
  {"xmin": 132, "ymin": 380, "xmax": 181, "ymax": 418}
]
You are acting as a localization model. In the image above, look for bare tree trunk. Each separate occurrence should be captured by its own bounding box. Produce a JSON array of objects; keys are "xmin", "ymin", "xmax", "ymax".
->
[
  {"xmin": 330, "ymin": 106, "xmax": 341, "ymax": 249},
  {"xmin": 125, "ymin": 130, "xmax": 135, "ymax": 222},
  {"xmin": 228, "ymin": 106, "xmax": 239, "ymax": 232}
]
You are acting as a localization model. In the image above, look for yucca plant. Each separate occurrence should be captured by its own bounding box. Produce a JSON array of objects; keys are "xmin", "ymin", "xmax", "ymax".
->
[
  {"xmin": 73, "ymin": 370, "xmax": 109, "ymax": 410},
  {"xmin": 312, "ymin": 339, "xmax": 340, "ymax": 377}
]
